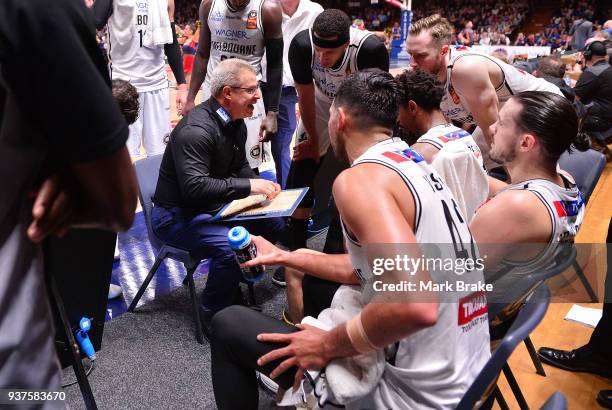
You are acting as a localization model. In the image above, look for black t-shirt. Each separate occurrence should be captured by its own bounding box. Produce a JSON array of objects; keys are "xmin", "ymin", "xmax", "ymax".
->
[
  {"xmin": 153, "ymin": 98, "xmax": 254, "ymax": 214},
  {"xmin": 0, "ymin": 0, "xmax": 128, "ymax": 163},
  {"xmin": 574, "ymin": 61, "xmax": 612, "ymax": 120},
  {"xmin": 289, "ymin": 30, "xmax": 390, "ymax": 86}
]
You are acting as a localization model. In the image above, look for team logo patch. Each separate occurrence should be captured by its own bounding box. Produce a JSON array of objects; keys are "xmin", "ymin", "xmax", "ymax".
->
[
  {"xmin": 250, "ymin": 144, "xmax": 261, "ymax": 159},
  {"xmin": 381, "ymin": 148, "xmax": 424, "ymax": 163},
  {"xmin": 553, "ymin": 197, "xmax": 583, "ymax": 218},
  {"xmin": 458, "ymin": 291, "xmax": 487, "ymax": 326},
  {"xmin": 210, "ymin": 10, "xmax": 225, "ymax": 22},
  {"xmin": 437, "ymin": 129, "xmax": 471, "ymax": 143},
  {"xmin": 246, "ymin": 10, "xmax": 257, "ymax": 30}
]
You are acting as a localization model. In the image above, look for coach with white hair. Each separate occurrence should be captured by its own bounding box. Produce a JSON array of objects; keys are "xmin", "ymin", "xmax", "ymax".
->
[{"xmin": 151, "ymin": 59, "xmax": 285, "ymax": 339}]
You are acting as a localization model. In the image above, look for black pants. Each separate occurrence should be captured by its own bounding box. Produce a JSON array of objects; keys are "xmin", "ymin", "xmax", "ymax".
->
[
  {"xmin": 586, "ymin": 219, "xmax": 612, "ymax": 355},
  {"xmin": 211, "ymin": 305, "xmax": 299, "ymax": 410},
  {"xmin": 583, "ymin": 114, "xmax": 612, "ymax": 133}
]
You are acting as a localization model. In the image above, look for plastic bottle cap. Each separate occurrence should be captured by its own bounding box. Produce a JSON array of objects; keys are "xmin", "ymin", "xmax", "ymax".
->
[{"xmin": 227, "ymin": 226, "xmax": 251, "ymax": 250}]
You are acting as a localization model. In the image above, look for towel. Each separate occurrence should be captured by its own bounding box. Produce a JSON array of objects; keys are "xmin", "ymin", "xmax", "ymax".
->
[
  {"xmin": 277, "ymin": 285, "xmax": 386, "ymax": 408},
  {"xmin": 143, "ymin": 0, "xmax": 173, "ymax": 48},
  {"xmin": 432, "ymin": 141, "xmax": 489, "ymax": 223},
  {"xmin": 110, "ymin": 0, "xmax": 136, "ymax": 46}
]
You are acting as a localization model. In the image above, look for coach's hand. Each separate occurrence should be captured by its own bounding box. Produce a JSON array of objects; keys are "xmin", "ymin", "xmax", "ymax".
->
[
  {"xmin": 28, "ymin": 172, "xmax": 74, "ymax": 243},
  {"xmin": 249, "ymin": 178, "xmax": 281, "ymax": 200},
  {"xmin": 257, "ymin": 324, "xmax": 333, "ymax": 391}
]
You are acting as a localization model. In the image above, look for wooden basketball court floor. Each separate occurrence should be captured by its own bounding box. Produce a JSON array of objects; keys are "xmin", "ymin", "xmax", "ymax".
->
[{"xmin": 163, "ymin": 88, "xmax": 612, "ymax": 409}]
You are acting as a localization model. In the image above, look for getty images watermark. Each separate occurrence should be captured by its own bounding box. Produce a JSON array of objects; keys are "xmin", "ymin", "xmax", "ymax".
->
[
  {"xmin": 358, "ymin": 243, "xmax": 609, "ymax": 304},
  {"xmin": 370, "ymin": 254, "xmax": 493, "ymax": 293}
]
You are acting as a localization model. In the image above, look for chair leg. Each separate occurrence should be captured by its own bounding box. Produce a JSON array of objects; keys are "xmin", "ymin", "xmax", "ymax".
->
[
  {"xmin": 502, "ymin": 363, "xmax": 529, "ymax": 410},
  {"xmin": 573, "ymin": 260, "xmax": 598, "ymax": 302},
  {"xmin": 185, "ymin": 265, "xmax": 204, "ymax": 345},
  {"xmin": 128, "ymin": 256, "xmax": 164, "ymax": 312},
  {"xmin": 493, "ymin": 385, "xmax": 510, "ymax": 410},
  {"xmin": 524, "ymin": 336, "xmax": 546, "ymax": 376}
]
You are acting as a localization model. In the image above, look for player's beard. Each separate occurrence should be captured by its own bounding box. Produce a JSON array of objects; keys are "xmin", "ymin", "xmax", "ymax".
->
[
  {"xmin": 431, "ymin": 57, "xmax": 444, "ymax": 78},
  {"xmin": 331, "ymin": 131, "xmax": 350, "ymax": 164},
  {"xmin": 489, "ymin": 143, "xmax": 517, "ymax": 164}
]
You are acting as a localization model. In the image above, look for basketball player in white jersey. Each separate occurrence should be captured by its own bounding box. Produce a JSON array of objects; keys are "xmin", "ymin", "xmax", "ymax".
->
[
  {"xmin": 96, "ymin": 0, "xmax": 188, "ymax": 157},
  {"xmin": 183, "ymin": 0, "xmax": 284, "ymax": 169},
  {"xmin": 209, "ymin": 70, "xmax": 490, "ymax": 409},
  {"xmin": 406, "ymin": 14, "xmax": 562, "ymax": 170},
  {"xmin": 275, "ymin": 9, "xmax": 389, "ymax": 286},
  {"xmin": 395, "ymin": 69, "xmax": 482, "ymax": 164},
  {"xmin": 470, "ymin": 91, "xmax": 588, "ymax": 287}
]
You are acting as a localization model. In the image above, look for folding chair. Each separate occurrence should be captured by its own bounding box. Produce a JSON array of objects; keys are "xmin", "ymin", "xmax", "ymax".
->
[
  {"xmin": 559, "ymin": 149, "xmax": 604, "ymax": 302},
  {"xmin": 540, "ymin": 392, "xmax": 568, "ymax": 410},
  {"xmin": 457, "ymin": 283, "xmax": 551, "ymax": 410},
  {"xmin": 128, "ymin": 155, "xmax": 257, "ymax": 344}
]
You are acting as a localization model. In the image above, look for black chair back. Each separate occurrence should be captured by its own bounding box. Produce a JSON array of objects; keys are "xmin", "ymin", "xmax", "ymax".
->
[{"xmin": 559, "ymin": 149, "xmax": 606, "ymax": 204}]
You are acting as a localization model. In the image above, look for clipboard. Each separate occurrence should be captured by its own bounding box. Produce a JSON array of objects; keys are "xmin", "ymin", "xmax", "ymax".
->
[{"xmin": 212, "ymin": 187, "xmax": 309, "ymax": 221}]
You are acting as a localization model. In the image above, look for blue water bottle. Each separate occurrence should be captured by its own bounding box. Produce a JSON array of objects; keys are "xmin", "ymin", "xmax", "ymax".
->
[{"xmin": 228, "ymin": 226, "xmax": 265, "ymax": 282}]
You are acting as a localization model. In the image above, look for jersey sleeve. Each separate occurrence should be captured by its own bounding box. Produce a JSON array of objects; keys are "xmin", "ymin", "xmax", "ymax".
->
[
  {"xmin": 289, "ymin": 29, "xmax": 314, "ymax": 85},
  {"xmin": 0, "ymin": 0, "xmax": 128, "ymax": 164},
  {"xmin": 356, "ymin": 35, "xmax": 390, "ymax": 72}
]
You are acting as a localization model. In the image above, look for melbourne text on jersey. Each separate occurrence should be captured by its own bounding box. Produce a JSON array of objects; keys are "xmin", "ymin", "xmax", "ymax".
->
[{"xmin": 211, "ymin": 41, "xmax": 257, "ymax": 56}]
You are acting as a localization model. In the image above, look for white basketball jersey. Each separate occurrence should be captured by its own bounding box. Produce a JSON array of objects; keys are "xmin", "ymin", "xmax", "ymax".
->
[
  {"xmin": 441, "ymin": 46, "xmax": 562, "ymax": 125},
  {"xmin": 311, "ymin": 27, "xmax": 372, "ymax": 155},
  {"xmin": 206, "ymin": 0, "xmax": 266, "ymax": 80},
  {"xmin": 343, "ymin": 139, "xmax": 491, "ymax": 409},
  {"xmin": 495, "ymin": 175, "xmax": 585, "ymax": 276},
  {"xmin": 417, "ymin": 123, "xmax": 483, "ymax": 166},
  {"xmin": 108, "ymin": 0, "xmax": 167, "ymax": 92}
]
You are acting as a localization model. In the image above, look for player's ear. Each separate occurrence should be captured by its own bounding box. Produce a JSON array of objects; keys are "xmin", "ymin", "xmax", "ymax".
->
[
  {"xmin": 520, "ymin": 132, "xmax": 537, "ymax": 152},
  {"xmin": 408, "ymin": 100, "xmax": 418, "ymax": 114},
  {"xmin": 337, "ymin": 107, "xmax": 348, "ymax": 131},
  {"xmin": 440, "ymin": 44, "xmax": 449, "ymax": 56}
]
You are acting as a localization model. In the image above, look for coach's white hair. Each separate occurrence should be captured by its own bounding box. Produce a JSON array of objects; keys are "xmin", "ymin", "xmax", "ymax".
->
[{"xmin": 210, "ymin": 59, "xmax": 256, "ymax": 98}]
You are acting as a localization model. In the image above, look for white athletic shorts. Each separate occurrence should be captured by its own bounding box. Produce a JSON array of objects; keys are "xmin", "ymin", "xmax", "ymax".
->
[{"xmin": 127, "ymin": 88, "xmax": 171, "ymax": 158}]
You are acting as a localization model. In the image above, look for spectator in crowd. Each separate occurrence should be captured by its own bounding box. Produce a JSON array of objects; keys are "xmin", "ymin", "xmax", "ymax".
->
[
  {"xmin": 458, "ymin": 20, "xmax": 475, "ymax": 46},
  {"xmin": 392, "ymin": 21, "xmax": 402, "ymax": 40},
  {"xmin": 181, "ymin": 23, "xmax": 199, "ymax": 84},
  {"xmin": 574, "ymin": 40, "xmax": 612, "ymax": 132},
  {"xmin": 604, "ymin": 20, "xmax": 612, "ymax": 36},
  {"xmin": 570, "ymin": 11, "xmax": 593, "ymax": 50},
  {"xmin": 534, "ymin": 56, "xmax": 575, "ymax": 101}
]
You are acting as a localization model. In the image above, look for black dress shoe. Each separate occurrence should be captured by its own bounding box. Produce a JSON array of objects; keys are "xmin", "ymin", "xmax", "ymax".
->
[
  {"xmin": 598, "ymin": 390, "xmax": 612, "ymax": 409},
  {"xmin": 537, "ymin": 346, "xmax": 612, "ymax": 379}
]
